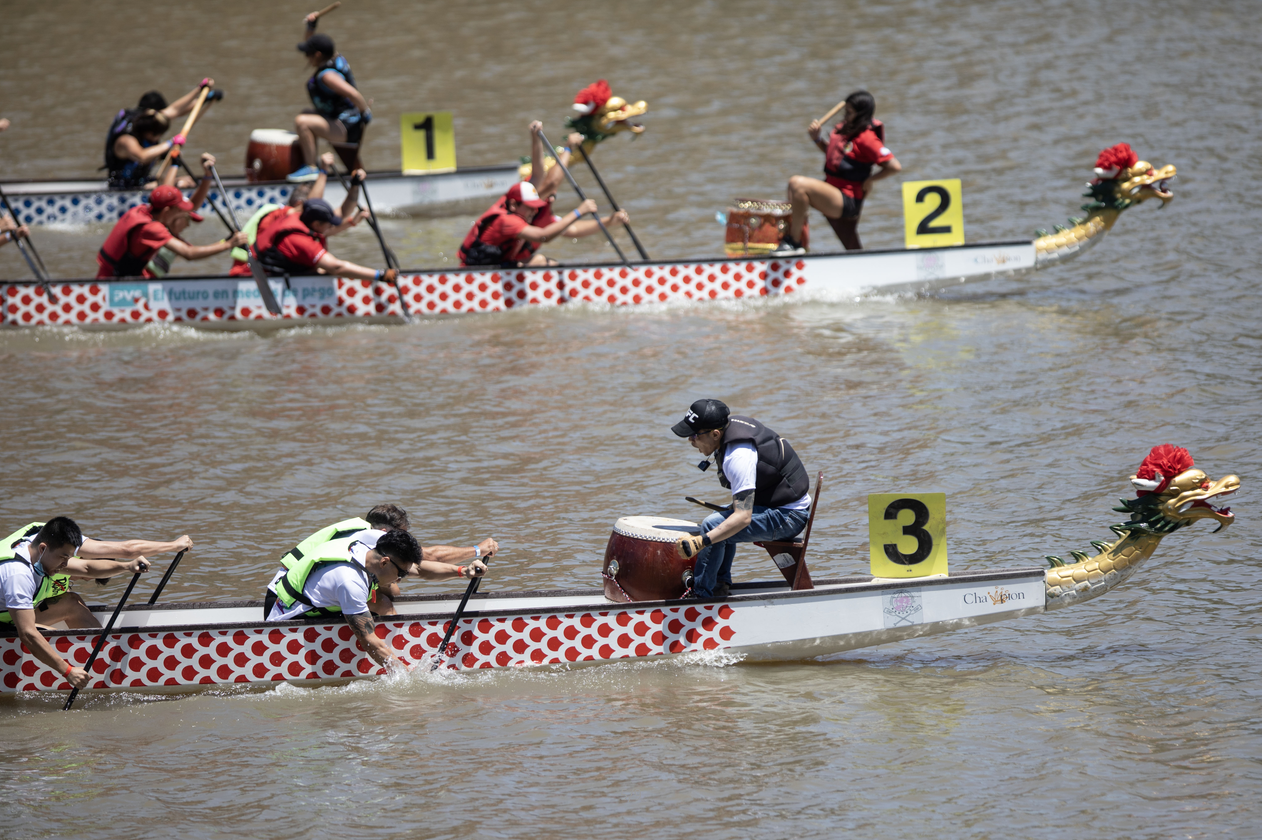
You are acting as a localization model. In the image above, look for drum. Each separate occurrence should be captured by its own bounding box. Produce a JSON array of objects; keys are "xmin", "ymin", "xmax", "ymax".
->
[
  {"xmin": 723, "ymin": 198, "xmax": 809, "ymax": 256},
  {"xmin": 603, "ymin": 516, "xmax": 700, "ymax": 603},
  {"xmin": 245, "ymin": 129, "xmax": 301, "ymax": 183}
]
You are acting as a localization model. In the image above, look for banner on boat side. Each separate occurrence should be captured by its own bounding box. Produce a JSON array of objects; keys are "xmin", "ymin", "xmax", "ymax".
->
[
  {"xmin": 868, "ymin": 493, "xmax": 949, "ymax": 578},
  {"xmin": 902, "ymin": 179, "xmax": 964, "ymax": 249},
  {"xmin": 400, "ymin": 111, "xmax": 456, "ymax": 174}
]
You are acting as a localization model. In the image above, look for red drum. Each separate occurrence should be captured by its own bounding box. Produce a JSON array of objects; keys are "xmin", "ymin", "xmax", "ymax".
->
[
  {"xmin": 245, "ymin": 129, "xmax": 300, "ymax": 183},
  {"xmin": 724, "ymin": 198, "xmax": 809, "ymax": 256},
  {"xmin": 603, "ymin": 516, "xmax": 700, "ymax": 603}
]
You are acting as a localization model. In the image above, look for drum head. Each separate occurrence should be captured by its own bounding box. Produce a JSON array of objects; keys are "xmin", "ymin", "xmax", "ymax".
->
[
  {"xmin": 611, "ymin": 516, "xmax": 700, "ymax": 541},
  {"xmin": 249, "ymin": 128, "xmax": 299, "ymax": 144}
]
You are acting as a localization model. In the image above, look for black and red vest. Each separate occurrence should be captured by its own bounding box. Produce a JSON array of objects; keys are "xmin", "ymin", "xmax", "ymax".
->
[{"xmin": 823, "ymin": 119, "xmax": 885, "ymax": 184}]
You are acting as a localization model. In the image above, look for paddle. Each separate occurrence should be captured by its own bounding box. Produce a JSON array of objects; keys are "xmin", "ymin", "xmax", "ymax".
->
[
  {"xmin": 206, "ymin": 163, "xmax": 283, "ymax": 316},
  {"xmin": 0, "ymin": 185, "xmax": 56, "ymax": 299},
  {"xmin": 574, "ymin": 145, "xmax": 649, "ymax": 260},
  {"xmin": 63, "ymin": 566, "xmax": 145, "ymax": 711},
  {"xmin": 534, "ymin": 127, "xmax": 629, "ymax": 265},
  {"xmin": 353, "ymin": 173, "xmax": 413, "ymax": 320},
  {"xmin": 152, "ymin": 85, "xmax": 211, "ymax": 184},
  {"xmin": 146, "ymin": 549, "xmax": 188, "ymax": 606},
  {"xmin": 173, "ymin": 157, "xmax": 234, "ymax": 234},
  {"xmin": 430, "ymin": 566, "xmax": 488, "ymax": 671}
]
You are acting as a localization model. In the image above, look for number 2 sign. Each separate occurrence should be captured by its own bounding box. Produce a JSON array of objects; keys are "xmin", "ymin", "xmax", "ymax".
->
[
  {"xmin": 902, "ymin": 179, "xmax": 964, "ymax": 249},
  {"xmin": 868, "ymin": 493, "xmax": 949, "ymax": 578}
]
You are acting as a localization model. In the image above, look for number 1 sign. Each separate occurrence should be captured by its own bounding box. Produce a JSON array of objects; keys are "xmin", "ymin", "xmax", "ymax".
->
[
  {"xmin": 400, "ymin": 112, "xmax": 457, "ymax": 173},
  {"xmin": 868, "ymin": 493, "xmax": 949, "ymax": 578}
]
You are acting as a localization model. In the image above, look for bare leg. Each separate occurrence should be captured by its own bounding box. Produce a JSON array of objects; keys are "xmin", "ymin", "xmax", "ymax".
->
[
  {"xmin": 825, "ymin": 215, "xmax": 863, "ymax": 250},
  {"xmin": 35, "ymin": 593, "xmax": 100, "ymax": 630},
  {"xmin": 522, "ymin": 252, "xmax": 554, "ymax": 267},
  {"xmin": 294, "ymin": 114, "xmax": 348, "ymax": 167},
  {"xmin": 786, "ymin": 175, "xmax": 844, "ymax": 242}
]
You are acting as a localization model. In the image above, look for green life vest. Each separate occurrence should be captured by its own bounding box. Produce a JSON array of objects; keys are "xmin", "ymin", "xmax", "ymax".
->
[
  {"xmin": 276, "ymin": 527, "xmax": 375, "ymax": 618},
  {"xmin": 280, "ymin": 517, "xmax": 371, "ymax": 569},
  {"xmin": 231, "ymin": 203, "xmax": 284, "ymax": 263},
  {"xmin": 0, "ymin": 522, "xmax": 73, "ymax": 623}
]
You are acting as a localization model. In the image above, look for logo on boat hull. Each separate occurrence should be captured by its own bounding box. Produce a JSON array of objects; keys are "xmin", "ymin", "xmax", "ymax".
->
[{"xmin": 882, "ymin": 590, "xmax": 923, "ymax": 628}]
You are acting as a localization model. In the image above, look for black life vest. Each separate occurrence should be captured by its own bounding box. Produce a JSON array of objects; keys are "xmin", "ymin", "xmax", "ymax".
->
[
  {"xmin": 104, "ymin": 108, "xmax": 157, "ymax": 189},
  {"xmin": 823, "ymin": 120, "xmax": 886, "ymax": 184},
  {"xmin": 307, "ymin": 55, "xmax": 358, "ymax": 121},
  {"xmin": 713, "ymin": 415, "xmax": 810, "ymax": 508}
]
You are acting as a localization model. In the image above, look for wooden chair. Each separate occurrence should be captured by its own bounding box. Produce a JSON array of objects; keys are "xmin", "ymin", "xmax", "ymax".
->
[{"xmin": 754, "ymin": 472, "xmax": 822, "ymax": 591}]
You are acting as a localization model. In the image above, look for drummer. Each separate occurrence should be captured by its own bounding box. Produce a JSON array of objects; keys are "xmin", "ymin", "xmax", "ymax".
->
[
  {"xmin": 289, "ymin": 14, "xmax": 371, "ymax": 183},
  {"xmin": 776, "ymin": 90, "xmax": 902, "ymax": 253},
  {"xmin": 670, "ymin": 399, "xmax": 812, "ymax": 599},
  {"xmin": 97, "ymin": 156, "xmax": 248, "ymax": 279},
  {"xmin": 1, "ymin": 518, "xmax": 193, "ymax": 689}
]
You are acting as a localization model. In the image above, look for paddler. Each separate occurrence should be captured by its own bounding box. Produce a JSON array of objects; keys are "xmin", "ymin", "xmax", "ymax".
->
[
  {"xmin": 232, "ymin": 197, "xmax": 394, "ymax": 282},
  {"xmin": 776, "ymin": 90, "xmax": 902, "ymax": 254},
  {"xmin": 104, "ymin": 81, "xmax": 225, "ymax": 190},
  {"xmin": 671, "ymin": 399, "xmax": 812, "ymax": 599},
  {"xmin": 227, "ymin": 152, "xmax": 365, "ymax": 275},
  {"xmin": 289, "ymin": 15, "xmax": 371, "ymax": 183},
  {"xmin": 1, "ymin": 212, "xmax": 30, "ymax": 249},
  {"xmin": 262, "ymin": 529, "xmax": 424, "ymax": 672},
  {"xmin": 272, "ymin": 504, "xmax": 495, "ymax": 617},
  {"xmin": 458, "ymin": 178, "xmax": 627, "ymax": 269},
  {"xmin": 97, "ymin": 158, "xmax": 248, "ymax": 279},
  {"xmin": 1, "ymin": 518, "xmax": 193, "ymax": 689}
]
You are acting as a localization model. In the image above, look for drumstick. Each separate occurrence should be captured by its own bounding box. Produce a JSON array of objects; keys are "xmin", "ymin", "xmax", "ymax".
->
[
  {"xmin": 311, "ymin": 2, "xmax": 341, "ymax": 22},
  {"xmin": 817, "ymin": 99, "xmax": 847, "ymax": 126}
]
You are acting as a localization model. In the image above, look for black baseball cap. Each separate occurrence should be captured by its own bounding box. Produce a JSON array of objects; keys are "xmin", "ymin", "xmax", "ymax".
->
[
  {"xmin": 671, "ymin": 399, "xmax": 730, "ymax": 437},
  {"xmin": 300, "ymin": 198, "xmax": 343, "ymax": 227},
  {"xmin": 297, "ymin": 33, "xmax": 335, "ymax": 55}
]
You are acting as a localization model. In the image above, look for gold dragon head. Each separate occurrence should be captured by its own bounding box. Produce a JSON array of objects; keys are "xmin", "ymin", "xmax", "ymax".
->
[{"xmin": 1118, "ymin": 445, "xmax": 1239, "ymax": 533}]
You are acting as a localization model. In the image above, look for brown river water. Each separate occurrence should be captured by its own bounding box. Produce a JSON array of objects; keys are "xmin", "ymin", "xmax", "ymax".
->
[{"xmin": 2, "ymin": 1, "xmax": 1261, "ymax": 838}]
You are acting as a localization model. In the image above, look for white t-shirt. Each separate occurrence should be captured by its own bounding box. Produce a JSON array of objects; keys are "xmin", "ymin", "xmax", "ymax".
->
[
  {"xmin": 0, "ymin": 543, "xmax": 39, "ymax": 612},
  {"xmin": 266, "ymin": 529, "xmax": 381, "ymax": 621},
  {"xmin": 721, "ymin": 442, "xmax": 812, "ymax": 511}
]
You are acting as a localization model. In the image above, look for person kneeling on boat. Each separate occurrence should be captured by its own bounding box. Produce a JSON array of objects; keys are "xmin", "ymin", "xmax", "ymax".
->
[
  {"xmin": 458, "ymin": 181, "xmax": 627, "ymax": 269},
  {"xmin": 671, "ymin": 399, "xmax": 812, "ymax": 599},
  {"xmin": 97, "ymin": 160, "xmax": 248, "ymax": 279},
  {"xmin": 263, "ymin": 529, "xmax": 424, "ymax": 671},
  {"xmin": 277, "ymin": 505, "xmax": 494, "ymax": 617},
  {"xmin": 1, "ymin": 518, "xmax": 193, "ymax": 689},
  {"xmin": 776, "ymin": 90, "xmax": 902, "ymax": 254},
  {"xmin": 235, "ymin": 197, "xmax": 395, "ymax": 283}
]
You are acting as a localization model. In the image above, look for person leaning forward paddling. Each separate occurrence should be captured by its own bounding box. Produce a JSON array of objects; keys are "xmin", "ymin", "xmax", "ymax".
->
[
  {"xmin": 671, "ymin": 399, "xmax": 812, "ymax": 599},
  {"xmin": 97, "ymin": 158, "xmax": 248, "ymax": 279},
  {"xmin": 1, "ymin": 518, "xmax": 193, "ymax": 690},
  {"xmin": 269, "ymin": 503, "xmax": 495, "ymax": 619},
  {"xmin": 236, "ymin": 197, "xmax": 395, "ymax": 283}
]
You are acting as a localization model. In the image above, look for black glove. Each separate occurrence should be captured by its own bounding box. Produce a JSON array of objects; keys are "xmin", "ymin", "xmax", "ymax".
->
[{"xmin": 206, "ymin": 89, "xmax": 225, "ymax": 103}]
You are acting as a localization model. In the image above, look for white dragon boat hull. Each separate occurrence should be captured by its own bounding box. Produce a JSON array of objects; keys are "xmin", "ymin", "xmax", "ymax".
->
[
  {"xmin": 0, "ymin": 165, "xmax": 519, "ymax": 227},
  {"xmin": 0, "ymin": 569, "xmax": 1046, "ymax": 695},
  {"xmin": 0, "ymin": 242, "xmax": 1036, "ymax": 328}
]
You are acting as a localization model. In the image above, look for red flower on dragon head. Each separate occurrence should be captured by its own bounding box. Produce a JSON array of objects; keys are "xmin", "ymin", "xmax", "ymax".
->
[
  {"xmin": 573, "ymin": 80, "xmax": 613, "ymax": 116},
  {"xmin": 1094, "ymin": 143, "xmax": 1140, "ymax": 180},
  {"xmin": 1131, "ymin": 444, "xmax": 1195, "ymax": 496}
]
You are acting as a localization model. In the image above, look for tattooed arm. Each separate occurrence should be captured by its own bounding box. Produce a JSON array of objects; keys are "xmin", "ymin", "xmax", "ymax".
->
[
  {"xmin": 704, "ymin": 489, "xmax": 755, "ymax": 544},
  {"xmin": 345, "ymin": 612, "xmax": 404, "ymax": 670}
]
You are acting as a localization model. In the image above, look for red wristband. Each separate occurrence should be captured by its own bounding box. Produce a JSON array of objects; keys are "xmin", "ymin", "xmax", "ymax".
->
[
  {"xmin": 457, "ymin": 565, "xmax": 466, "ymax": 578},
  {"xmin": 62, "ymin": 661, "xmax": 73, "ymax": 676}
]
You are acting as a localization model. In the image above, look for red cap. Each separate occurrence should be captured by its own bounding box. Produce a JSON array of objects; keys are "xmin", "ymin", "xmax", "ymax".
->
[
  {"xmin": 505, "ymin": 181, "xmax": 549, "ymax": 209},
  {"xmin": 149, "ymin": 185, "xmax": 204, "ymax": 221}
]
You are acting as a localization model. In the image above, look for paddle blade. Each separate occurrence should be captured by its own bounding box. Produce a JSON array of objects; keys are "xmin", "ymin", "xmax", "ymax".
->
[{"xmin": 248, "ymin": 257, "xmax": 282, "ymax": 315}]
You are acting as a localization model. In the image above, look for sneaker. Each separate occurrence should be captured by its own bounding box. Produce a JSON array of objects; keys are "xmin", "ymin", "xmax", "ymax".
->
[
  {"xmin": 771, "ymin": 236, "xmax": 806, "ymax": 256},
  {"xmin": 287, "ymin": 165, "xmax": 322, "ymax": 183},
  {"xmin": 714, "ymin": 583, "xmax": 731, "ymax": 599}
]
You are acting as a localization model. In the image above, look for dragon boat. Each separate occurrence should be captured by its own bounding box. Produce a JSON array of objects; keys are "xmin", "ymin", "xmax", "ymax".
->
[
  {"xmin": 0, "ymin": 446, "xmax": 1237, "ymax": 697},
  {"xmin": 0, "ymin": 164, "xmax": 520, "ymax": 229},
  {"xmin": 0, "ymin": 143, "xmax": 1174, "ymax": 329}
]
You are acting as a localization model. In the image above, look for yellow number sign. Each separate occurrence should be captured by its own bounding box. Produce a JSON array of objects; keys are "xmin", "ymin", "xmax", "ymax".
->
[
  {"xmin": 868, "ymin": 493, "xmax": 949, "ymax": 578},
  {"xmin": 902, "ymin": 179, "xmax": 964, "ymax": 249},
  {"xmin": 400, "ymin": 111, "xmax": 456, "ymax": 174}
]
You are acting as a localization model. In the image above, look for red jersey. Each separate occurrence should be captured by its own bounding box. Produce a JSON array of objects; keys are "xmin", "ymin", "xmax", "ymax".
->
[
  {"xmin": 250, "ymin": 210, "xmax": 327, "ymax": 276},
  {"xmin": 96, "ymin": 204, "xmax": 174, "ymax": 278},
  {"xmin": 823, "ymin": 122, "xmax": 892, "ymax": 200}
]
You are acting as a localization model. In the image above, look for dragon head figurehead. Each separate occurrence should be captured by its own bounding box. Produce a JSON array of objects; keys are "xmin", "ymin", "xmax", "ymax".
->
[
  {"xmin": 1119, "ymin": 444, "xmax": 1239, "ymax": 534},
  {"xmin": 567, "ymin": 79, "xmax": 648, "ymax": 147},
  {"xmin": 1044, "ymin": 445, "xmax": 1240, "ymax": 610},
  {"xmin": 1034, "ymin": 143, "xmax": 1176, "ymax": 264}
]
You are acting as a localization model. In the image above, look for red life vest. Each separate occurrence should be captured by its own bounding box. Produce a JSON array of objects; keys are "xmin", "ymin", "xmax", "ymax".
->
[
  {"xmin": 458, "ymin": 201, "xmax": 530, "ymax": 266},
  {"xmin": 253, "ymin": 209, "xmax": 323, "ymax": 276},
  {"xmin": 823, "ymin": 119, "xmax": 886, "ymax": 185},
  {"xmin": 97, "ymin": 204, "xmax": 162, "ymax": 278}
]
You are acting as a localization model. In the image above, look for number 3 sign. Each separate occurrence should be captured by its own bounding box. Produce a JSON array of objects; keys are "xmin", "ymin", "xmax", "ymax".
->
[
  {"xmin": 902, "ymin": 179, "xmax": 964, "ymax": 249},
  {"xmin": 868, "ymin": 493, "xmax": 949, "ymax": 578}
]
